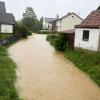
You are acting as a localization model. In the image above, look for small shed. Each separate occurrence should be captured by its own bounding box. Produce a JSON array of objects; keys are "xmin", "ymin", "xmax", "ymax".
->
[
  {"xmin": 75, "ymin": 6, "xmax": 100, "ymax": 51},
  {"xmin": 61, "ymin": 29, "xmax": 75, "ymax": 48}
]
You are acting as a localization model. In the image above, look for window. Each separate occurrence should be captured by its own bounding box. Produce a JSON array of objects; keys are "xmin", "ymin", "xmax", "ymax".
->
[
  {"xmin": 82, "ymin": 30, "xmax": 89, "ymax": 41},
  {"xmin": 48, "ymin": 25, "xmax": 49, "ymax": 28}
]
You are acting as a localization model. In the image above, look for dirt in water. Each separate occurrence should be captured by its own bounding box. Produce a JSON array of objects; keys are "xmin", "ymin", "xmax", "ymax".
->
[{"xmin": 8, "ymin": 34, "xmax": 100, "ymax": 100}]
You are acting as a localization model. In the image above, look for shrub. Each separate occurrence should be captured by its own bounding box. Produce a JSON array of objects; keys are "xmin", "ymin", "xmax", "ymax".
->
[
  {"xmin": 0, "ymin": 33, "xmax": 13, "ymax": 40},
  {"xmin": 53, "ymin": 34, "xmax": 67, "ymax": 51},
  {"xmin": 15, "ymin": 23, "xmax": 32, "ymax": 38},
  {"xmin": 47, "ymin": 34, "xmax": 67, "ymax": 51},
  {"xmin": 46, "ymin": 34, "xmax": 56, "ymax": 44}
]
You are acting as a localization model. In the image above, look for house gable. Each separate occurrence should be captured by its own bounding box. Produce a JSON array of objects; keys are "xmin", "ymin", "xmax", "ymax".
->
[
  {"xmin": 60, "ymin": 13, "xmax": 83, "ymax": 31},
  {"xmin": 52, "ymin": 13, "xmax": 82, "ymax": 32},
  {"xmin": 1, "ymin": 24, "xmax": 13, "ymax": 33},
  {"xmin": 0, "ymin": 1, "xmax": 15, "ymax": 33},
  {"xmin": 0, "ymin": 1, "xmax": 15, "ymax": 25}
]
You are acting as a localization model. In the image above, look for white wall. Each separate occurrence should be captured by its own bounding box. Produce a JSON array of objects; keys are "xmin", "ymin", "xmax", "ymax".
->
[
  {"xmin": 56, "ymin": 20, "xmax": 61, "ymax": 32},
  {"xmin": 74, "ymin": 28, "xmax": 100, "ymax": 51},
  {"xmin": 43, "ymin": 19, "xmax": 46, "ymax": 29},
  {"xmin": 60, "ymin": 13, "xmax": 82, "ymax": 31},
  {"xmin": 1, "ymin": 24, "xmax": 13, "ymax": 33},
  {"xmin": 43, "ymin": 19, "xmax": 52, "ymax": 30}
]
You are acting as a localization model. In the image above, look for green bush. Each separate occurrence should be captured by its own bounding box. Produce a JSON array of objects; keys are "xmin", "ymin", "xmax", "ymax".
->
[
  {"xmin": 47, "ymin": 34, "xmax": 67, "ymax": 51},
  {"xmin": 15, "ymin": 23, "xmax": 32, "ymax": 38},
  {"xmin": 0, "ymin": 33, "xmax": 13, "ymax": 40},
  {"xmin": 46, "ymin": 34, "xmax": 56, "ymax": 44},
  {"xmin": 53, "ymin": 34, "xmax": 67, "ymax": 51}
]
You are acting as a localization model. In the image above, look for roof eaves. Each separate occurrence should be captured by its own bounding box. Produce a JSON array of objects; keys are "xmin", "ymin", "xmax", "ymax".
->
[{"xmin": 75, "ymin": 25, "xmax": 100, "ymax": 29}]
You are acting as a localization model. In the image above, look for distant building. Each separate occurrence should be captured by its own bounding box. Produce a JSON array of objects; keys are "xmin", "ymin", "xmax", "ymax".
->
[
  {"xmin": 52, "ymin": 13, "xmax": 83, "ymax": 48},
  {"xmin": 74, "ymin": 6, "xmax": 100, "ymax": 51},
  {"xmin": 52, "ymin": 13, "xmax": 83, "ymax": 32},
  {"xmin": 0, "ymin": 1, "xmax": 15, "ymax": 33},
  {"xmin": 43, "ymin": 17, "xmax": 57, "ymax": 31}
]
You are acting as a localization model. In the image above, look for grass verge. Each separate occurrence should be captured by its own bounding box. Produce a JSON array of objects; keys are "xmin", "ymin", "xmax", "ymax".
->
[
  {"xmin": 0, "ymin": 46, "xmax": 19, "ymax": 100},
  {"xmin": 47, "ymin": 34, "xmax": 100, "ymax": 87},
  {"xmin": 65, "ymin": 49, "xmax": 100, "ymax": 86},
  {"xmin": 0, "ymin": 33, "xmax": 13, "ymax": 40}
]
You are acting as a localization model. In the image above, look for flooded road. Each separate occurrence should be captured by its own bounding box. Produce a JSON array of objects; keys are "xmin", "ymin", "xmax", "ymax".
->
[{"xmin": 8, "ymin": 34, "xmax": 100, "ymax": 100}]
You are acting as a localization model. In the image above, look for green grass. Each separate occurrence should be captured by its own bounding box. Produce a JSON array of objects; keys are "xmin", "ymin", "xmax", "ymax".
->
[
  {"xmin": 65, "ymin": 49, "xmax": 100, "ymax": 86},
  {"xmin": 0, "ymin": 46, "xmax": 19, "ymax": 100},
  {"xmin": 0, "ymin": 33, "xmax": 13, "ymax": 40}
]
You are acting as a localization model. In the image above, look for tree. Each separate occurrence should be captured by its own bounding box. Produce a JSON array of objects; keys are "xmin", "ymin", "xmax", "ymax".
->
[
  {"xmin": 22, "ymin": 7, "xmax": 37, "ymax": 32},
  {"xmin": 33, "ymin": 16, "xmax": 43, "ymax": 32},
  {"xmin": 39, "ymin": 17, "xmax": 43, "ymax": 30},
  {"xmin": 22, "ymin": 7, "xmax": 43, "ymax": 32},
  {"xmin": 15, "ymin": 22, "xmax": 32, "ymax": 38}
]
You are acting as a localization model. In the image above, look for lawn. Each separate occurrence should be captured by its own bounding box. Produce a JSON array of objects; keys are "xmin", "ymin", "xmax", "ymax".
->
[
  {"xmin": 0, "ymin": 46, "xmax": 19, "ymax": 100},
  {"xmin": 65, "ymin": 49, "xmax": 100, "ymax": 86}
]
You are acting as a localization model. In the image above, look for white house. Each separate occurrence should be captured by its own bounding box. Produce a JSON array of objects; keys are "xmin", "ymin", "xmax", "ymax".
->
[
  {"xmin": 52, "ymin": 13, "xmax": 83, "ymax": 32},
  {"xmin": 43, "ymin": 17, "xmax": 56, "ymax": 30},
  {"xmin": 0, "ymin": 1, "xmax": 15, "ymax": 34},
  {"xmin": 74, "ymin": 6, "xmax": 100, "ymax": 51}
]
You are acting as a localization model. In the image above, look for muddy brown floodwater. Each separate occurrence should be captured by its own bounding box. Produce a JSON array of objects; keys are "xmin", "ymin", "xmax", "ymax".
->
[{"xmin": 8, "ymin": 34, "xmax": 100, "ymax": 100}]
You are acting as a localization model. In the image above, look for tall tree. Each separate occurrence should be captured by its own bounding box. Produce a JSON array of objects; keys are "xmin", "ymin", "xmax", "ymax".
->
[
  {"xmin": 34, "ymin": 17, "xmax": 43, "ymax": 32},
  {"xmin": 39, "ymin": 16, "xmax": 43, "ymax": 30},
  {"xmin": 22, "ymin": 7, "xmax": 37, "ymax": 32}
]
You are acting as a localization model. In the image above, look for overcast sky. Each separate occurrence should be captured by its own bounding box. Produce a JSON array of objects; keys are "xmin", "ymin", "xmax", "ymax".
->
[{"xmin": 1, "ymin": 0, "xmax": 100, "ymax": 20}]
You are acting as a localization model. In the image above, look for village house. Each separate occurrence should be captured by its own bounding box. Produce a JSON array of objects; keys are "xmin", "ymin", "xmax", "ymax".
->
[
  {"xmin": 52, "ymin": 13, "xmax": 83, "ymax": 32},
  {"xmin": 0, "ymin": 1, "xmax": 15, "ymax": 34},
  {"xmin": 43, "ymin": 17, "xmax": 57, "ymax": 31},
  {"xmin": 74, "ymin": 6, "xmax": 100, "ymax": 51},
  {"xmin": 52, "ymin": 13, "xmax": 83, "ymax": 48}
]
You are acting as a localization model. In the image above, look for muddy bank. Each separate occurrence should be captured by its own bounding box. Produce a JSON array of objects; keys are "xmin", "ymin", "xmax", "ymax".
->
[{"xmin": 8, "ymin": 34, "xmax": 100, "ymax": 100}]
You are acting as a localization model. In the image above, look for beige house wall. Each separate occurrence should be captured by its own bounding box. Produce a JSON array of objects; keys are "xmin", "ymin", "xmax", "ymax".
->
[{"xmin": 60, "ymin": 13, "xmax": 82, "ymax": 31}]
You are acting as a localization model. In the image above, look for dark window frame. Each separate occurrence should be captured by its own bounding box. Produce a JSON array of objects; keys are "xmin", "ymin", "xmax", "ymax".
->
[{"xmin": 82, "ymin": 30, "xmax": 89, "ymax": 41}]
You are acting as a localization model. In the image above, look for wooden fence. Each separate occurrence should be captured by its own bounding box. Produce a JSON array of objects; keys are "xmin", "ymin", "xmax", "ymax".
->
[{"xmin": 0, "ymin": 34, "xmax": 21, "ymax": 46}]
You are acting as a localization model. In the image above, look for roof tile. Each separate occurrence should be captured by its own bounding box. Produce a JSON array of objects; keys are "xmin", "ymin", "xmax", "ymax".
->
[{"xmin": 76, "ymin": 7, "xmax": 100, "ymax": 28}]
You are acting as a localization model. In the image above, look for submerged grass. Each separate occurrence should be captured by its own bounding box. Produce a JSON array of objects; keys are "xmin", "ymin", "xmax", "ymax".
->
[
  {"xmin": 65, "ymin": 49, "xmax": 100, "ymax": 86},
  {"xmin": 0, "ymin": 46, "xmax": 19, "ymax": 100}
]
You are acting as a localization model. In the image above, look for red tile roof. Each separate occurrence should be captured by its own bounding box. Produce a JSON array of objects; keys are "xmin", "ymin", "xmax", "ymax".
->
[{"xmin": 75, "ymin": 7, "xmax": 100, "ymax": 28}]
